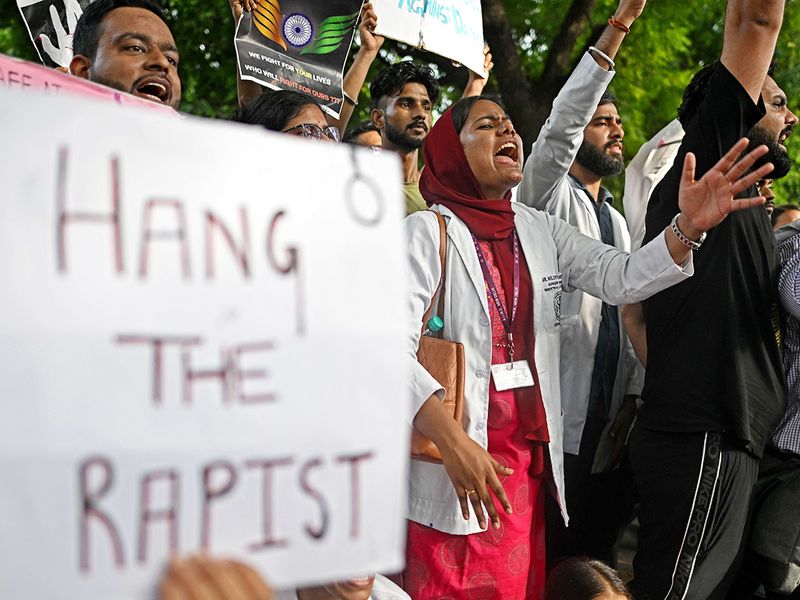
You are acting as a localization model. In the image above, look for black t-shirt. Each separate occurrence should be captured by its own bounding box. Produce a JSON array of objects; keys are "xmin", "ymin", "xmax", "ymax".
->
[{"xmin": 639, "ymin": 62, "xmax": 786, "ymax": 457}]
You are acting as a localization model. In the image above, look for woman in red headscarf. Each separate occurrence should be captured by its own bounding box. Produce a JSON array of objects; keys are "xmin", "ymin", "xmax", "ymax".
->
[{"xmin": 401, "ymin": 95, "xmax": 771, "ymax": 599}]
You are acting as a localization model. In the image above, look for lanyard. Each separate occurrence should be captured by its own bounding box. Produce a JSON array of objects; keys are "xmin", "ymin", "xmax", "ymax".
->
[{"xmin": 472, "ymin": 231, "xmax": 520, "ymax": 364}]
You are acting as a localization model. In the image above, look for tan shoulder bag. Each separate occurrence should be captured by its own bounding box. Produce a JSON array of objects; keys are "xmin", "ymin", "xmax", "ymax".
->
[{"xmin": 411, "ymin": 212, "xmax": 466, "ymax": 462}]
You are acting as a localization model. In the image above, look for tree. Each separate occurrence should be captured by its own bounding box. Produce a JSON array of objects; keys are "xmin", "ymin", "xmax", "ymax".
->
[
  {"xmin": 480, "ymin": 0, "xmax": 800, "ymax": 201},
  {"xmin": 1, "ymin": 0, "xmax": 798, "ymax": 203}
]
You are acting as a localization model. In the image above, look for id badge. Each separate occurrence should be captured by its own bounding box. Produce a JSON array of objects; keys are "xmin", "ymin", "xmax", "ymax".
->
[{"xmin": 490, "ymin": 360, "xmax": 535, "ymax": 391}]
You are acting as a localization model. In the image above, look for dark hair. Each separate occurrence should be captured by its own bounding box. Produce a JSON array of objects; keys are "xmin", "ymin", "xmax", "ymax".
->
[
  {"xmin": 772, "ymin": 204, "xmax": 800, "ymax": 226},
  {"xmin": 369, "ymin": 61, "xmax": 440, "ymax": 110},
  {"xmin": 599, "ymin": 89, "xmax": 617, "ymax": 108},
  {"xmin": 545, "ymin": 557, "xmax": 632, "ymax": 600},
  {"xmin": 73, "ymin": 0, "xmax": 169, "ymax": 60},
  {"xmin": 677, "ymin": 63, "xmax": 716, "ymax": 127},
  {"xmin": 343, "ymin": 120, "xmax": 380, "ymax": 144},
  {"xmin": 450, "ymin": 94, "xmax": 507, "ymax": 133},
  {"xmin": 678, "ymin": 60, "xmax": 777, "ymax": 126},
  {"xmin": 233, "ymin": 90, "xmax": 322, "ymax": 132}
]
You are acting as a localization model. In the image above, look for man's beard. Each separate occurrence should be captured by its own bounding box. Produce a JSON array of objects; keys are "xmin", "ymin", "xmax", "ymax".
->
[
  {"xmin": 747, "ymin": 125, "xmax": 792, "ymax": 179},
  {"xmin": 575, "ymin": 140, "xmax": 624, "ymax": 177},
  {"xmin": 385, "ymin": 120, "xmax": 426, "ymax": 152}
]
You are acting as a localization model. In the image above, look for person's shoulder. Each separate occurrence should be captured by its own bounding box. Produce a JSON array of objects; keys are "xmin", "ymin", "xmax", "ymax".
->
[
  {"xmin": 703, "ymin": 61, "xmax": 761, "ymax": 114},
  {"xmin": 776, "ymin": 221, "xmax": 800, "ymax": 248},
  {"xmin": 512, "ymin": 202, "xmax": 549, "ymax": 223},
  {"xmin": 513, "ymin": 203, "xmax": 563, "ymax": 240},
  {"xmin": 405, "ymin": 208, "xmax": 438, "ymax": 229}
]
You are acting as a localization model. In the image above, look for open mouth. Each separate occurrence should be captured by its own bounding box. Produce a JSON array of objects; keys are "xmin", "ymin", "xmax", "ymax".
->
[
  {"xmin": 134, "ymin": 79, "xmax": 170, "ymax": 103},
  {"xmin": 606, "ymin": 141, "xmax": 624, "ymax": 154},
  {"xmin": 495, "ymin": 141, "xmax": 519, "ymax": 164},
  {"xmin": 345, "ymin": 576, "xmax": 373, "ymax": 586},
  {"xmin": 779, "ymin": 128, "xmax": 793, "ymax": 150}
]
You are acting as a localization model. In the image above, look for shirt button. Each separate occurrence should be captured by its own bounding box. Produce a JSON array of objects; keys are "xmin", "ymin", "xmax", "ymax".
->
[
  {"xmin": 475, "ymin": 368, "xmax": 487, "ymax": 378},
  {"xmin": 476, "ymin": 421, "xmax": 485, "ymax": 431},
  {"xmin": 479, "ymin": 315, "xmax": 490, "ymax": 326}
]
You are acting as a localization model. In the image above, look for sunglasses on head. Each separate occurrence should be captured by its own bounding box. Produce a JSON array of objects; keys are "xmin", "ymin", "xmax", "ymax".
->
[{"xmin": 282, "ymin": 123, "xmax": 340, "ymax": 142}]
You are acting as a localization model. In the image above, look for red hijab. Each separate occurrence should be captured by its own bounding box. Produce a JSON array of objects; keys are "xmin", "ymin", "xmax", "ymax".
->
[
  {"xmin": 420, "ymin": 107, "xmax": 515, "ymax": 241},
  {"xmin": 420, "ymin": 103, "xmax": 549, "ymax": 445}
]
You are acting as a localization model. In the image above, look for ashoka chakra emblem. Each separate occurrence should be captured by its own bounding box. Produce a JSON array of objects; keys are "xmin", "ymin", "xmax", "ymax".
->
[{"xmin": 283, "ymin": 14, "xmax": 312, "ymax": 47}]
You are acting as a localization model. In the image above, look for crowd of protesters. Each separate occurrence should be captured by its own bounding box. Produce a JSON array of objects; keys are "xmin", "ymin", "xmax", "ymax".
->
[{"xmin": 17, "ymin": 0, "xmax": 800, "ymax": 597}]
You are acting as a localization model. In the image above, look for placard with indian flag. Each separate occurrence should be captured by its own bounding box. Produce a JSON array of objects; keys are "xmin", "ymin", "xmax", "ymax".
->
[{"xmin": 234, "ymin": 0, "xmax": 363, "ymax": 119}]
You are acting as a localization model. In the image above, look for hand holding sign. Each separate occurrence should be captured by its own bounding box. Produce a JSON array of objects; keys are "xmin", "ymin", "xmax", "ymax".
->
[
  {"xmin": 371, "ymin": 0, "xmax": 486, "ymax": 76},
  {"xmin": 160, "ymin": 557, "xmax": 274, "ymax": 600},
  {"xmin": 358, "ymin": 2, "xmax": 384, "ymax": 54},
  {"xmin": 463, "ymin": 44, "xmax": 493, "ymax": 98},
  {"xmin": 228, "ymin": 0, "xmax": 255, "ymax": 22}
]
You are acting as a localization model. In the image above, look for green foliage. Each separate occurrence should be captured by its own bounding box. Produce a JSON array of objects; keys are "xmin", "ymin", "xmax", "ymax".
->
[
  {"xmin": 0, "ymin": 2, "xmax": 40, "ymax": 63},
  {"xmin": 160, "ymin": 0, "xmax": 239, "ymax": 118},
  {"xmin": 1, "ymin": 0, "xmax": 799, "ymax": 202}
]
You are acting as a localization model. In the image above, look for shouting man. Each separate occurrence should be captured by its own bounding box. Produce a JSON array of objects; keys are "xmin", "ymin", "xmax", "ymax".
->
[{"xmin": 69, "ymin": 0, "xmax": 181, "ymax": 110}]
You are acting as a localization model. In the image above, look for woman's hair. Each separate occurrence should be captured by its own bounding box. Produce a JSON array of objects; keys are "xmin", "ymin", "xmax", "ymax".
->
[
  {"xmin": 343, "ymin": 120, "xmax": 380, "ymax": 144},
  {"xmin": 232, "ymin": 90, "xmax": 321, "ymax": 132},
  {"xmin": 545, "ymin": 557, "xmax": 632, "ymax": 600},
  {"xmin": 450, "ymin": 94, "xmax": 507, "ymax": 133}
]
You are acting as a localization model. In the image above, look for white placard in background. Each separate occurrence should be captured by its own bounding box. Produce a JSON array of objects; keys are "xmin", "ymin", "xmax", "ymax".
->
[
  {"xmin": 0, "ymin": 89, "xmax": 409, "ymax": 597},
  {"xmin": 372, "ymin": 0, "xmax": 485, "ymax": 76}
]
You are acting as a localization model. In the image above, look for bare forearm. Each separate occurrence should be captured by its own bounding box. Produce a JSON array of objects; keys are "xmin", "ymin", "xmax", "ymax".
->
[
  {"xmin": 721, "ymin": 0, "xmax": 785, "ymax": 100},
  {"xmin": 328, "ymin": 47, "xmax": 378, "ymax": 134},
  {"xmin": 591, "ymin": 22, "xmax": 629, "ymax": 69},
  {"xmin": 590, "ymin": 3, "xmax": 642, "ymax": 70},
  {"xmin": 462, "ymin": 75, "xmax": 486, "ymax": 99},
  {"xmin": 237, "ymin": 76, "xmax": 263, "ymax": 108},
  {"xmin": 413, "ymin": 394, "xmax": 465, "ymax": 453},
  {"xmin": 621, "ymin": 303, "xmax": 648, "ymax": 366}
]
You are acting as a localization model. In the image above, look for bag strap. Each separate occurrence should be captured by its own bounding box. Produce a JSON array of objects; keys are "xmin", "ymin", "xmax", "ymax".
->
[{"xmin": 420, "ymin": 211, "xmax": 447, "ymax": 337}]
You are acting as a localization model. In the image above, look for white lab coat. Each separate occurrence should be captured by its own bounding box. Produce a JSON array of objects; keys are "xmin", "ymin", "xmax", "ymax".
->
[
  {"xmin": 517, "ymin": 52, "xmax": 643, "ymax": 464},
  {"xmin": 405, "ymin": 204, "xmax": 692, "ymax": 534},
  {"xmin": 276, "ymin": 575, "xmax": 410, "ymax": 600},
  {"xmin": 623, "ymin": 118, "xmax": 685, "ymax": 251}
]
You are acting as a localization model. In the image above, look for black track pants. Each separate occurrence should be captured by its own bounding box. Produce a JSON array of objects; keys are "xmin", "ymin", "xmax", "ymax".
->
[{"xmin": 629, "ymin": 427, "xmax": 758, "ymax": 600}]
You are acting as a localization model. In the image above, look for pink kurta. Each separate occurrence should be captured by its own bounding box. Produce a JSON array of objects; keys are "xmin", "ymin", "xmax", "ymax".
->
[{"xmin": 402, "ymin": 241, "xmax": 550, "ymax": 600}]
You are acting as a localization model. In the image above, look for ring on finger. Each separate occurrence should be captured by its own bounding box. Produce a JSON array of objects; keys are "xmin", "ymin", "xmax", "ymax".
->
[{"xmin": 465, "ymin": 489, "xmax": 477, "ymax": 495}]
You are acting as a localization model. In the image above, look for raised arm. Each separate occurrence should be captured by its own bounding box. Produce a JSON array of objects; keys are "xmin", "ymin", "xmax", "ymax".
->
[
  {"xmin": 720, "ymin": 0, "xmax": 785, "ymax": 102},
  {"xmin": 228, "ymin": 0, "xmax": 263, "ymax": 107},
  {"xmin": 550, "ymin": 139, "xmax": 773, "ymax": 304},
  {"xmin": 328, "ymin": 2, "xmax": 384, "ymax": 135},
  {"xmin": 461, "ymin": 45, "xmax": 494, "ymax": 99},
  {"xmin": 517, "ymin": 0, "xmax": 644, "ymax": 211}
]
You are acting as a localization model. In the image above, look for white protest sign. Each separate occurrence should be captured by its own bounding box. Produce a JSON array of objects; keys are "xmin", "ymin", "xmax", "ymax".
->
[
  {"xmin": 372, "ymin": 0, "xmax": 485, "ymax": 75},
  {"xmin": 0, "ymin": 89, "xmax": 409, "ymax": 597}
]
